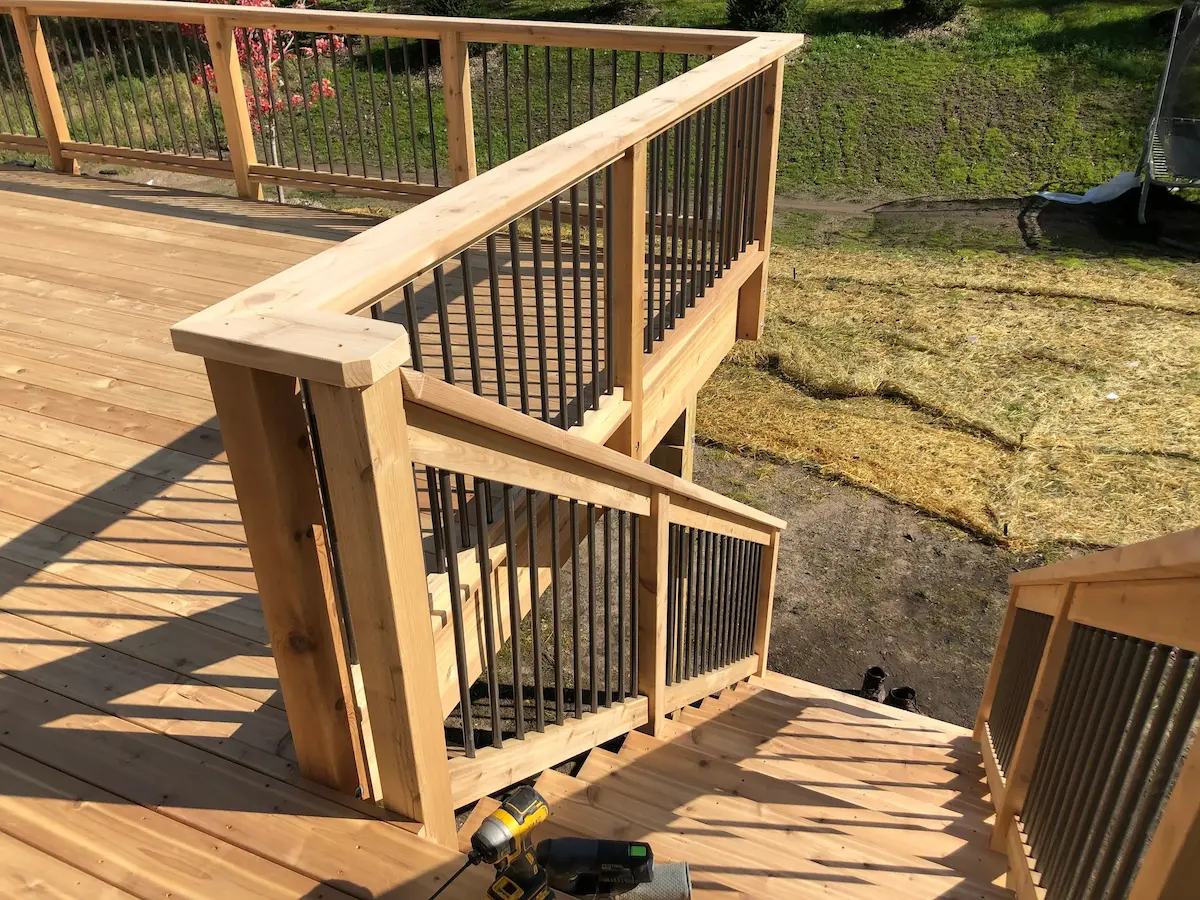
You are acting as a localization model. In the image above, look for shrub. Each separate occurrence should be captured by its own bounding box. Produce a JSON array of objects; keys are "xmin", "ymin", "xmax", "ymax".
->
[
  {"xmin": 728, "ymin": 0, "xmax": 805, "ymax": 32},
  {"xmin": 418, "ymin": 0, "xmax": 479, "ymax": 17},
  {"xmin": 902, "ymin": 0, "xmax": 964, "ymax": 25}
]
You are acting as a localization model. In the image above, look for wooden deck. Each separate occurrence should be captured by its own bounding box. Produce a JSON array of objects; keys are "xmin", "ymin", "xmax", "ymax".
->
[{"xmin": 0, "ymin": 166, "xmax": 502, "ymax": 898}]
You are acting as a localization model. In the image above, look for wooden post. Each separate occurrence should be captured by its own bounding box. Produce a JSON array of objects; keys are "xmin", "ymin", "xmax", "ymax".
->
[
  {"xmin": 440, "ymin": 31, "xmax": 476, "ymax": 185},
  {"xmin": 10, "ymin": 8, "xmax": 77, "ymax": 175},
  {"xmin": 1127, "ymin": 742, "xmax": 1200, "ymax": 900},
  {"xmin": 205, "ymin": 16, "xmax": 263, "ymax": 201},
  {"xmin": 974, "ymin": 587, "xmax": 1021, "ymax": 742},
  {"xmin": 992, "ymin": 583, "xmax": 1076, "ymax": 851},
  {"xmin": 204, "ymin": 361, "xmax": 364, "ymax": 794},
  {"xmin": 609, "ymin": 141, "xmax": 647, "ymax": 459},
  {"xmin": 752, "ymin": 530, "xmax": 781, "ymax": 677},
  {"xmin": 647, "ymin": 395, "xmax": 695, "ymax": 480},
  {"xmin": 637, "ymin": 488, "xmax": 669, "ymax": 735},
  {"xmin": 307, "ymin": 366, "xmax": 456, "ymax": 848},
  {"xmin": 736, "ymin": 59, "xmax": 785, "ymax": 342}
]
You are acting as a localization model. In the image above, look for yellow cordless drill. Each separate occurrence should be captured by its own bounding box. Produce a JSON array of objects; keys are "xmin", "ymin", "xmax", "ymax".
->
[{"xmin": 467, "ymin": 785, "xmax": 553, "ymax": 900}]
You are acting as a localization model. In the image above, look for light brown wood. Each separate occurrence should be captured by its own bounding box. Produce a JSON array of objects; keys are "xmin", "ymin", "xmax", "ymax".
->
[
  {"xmin": 1010, "ymin": 526, "xmax": 1200, "ymax": 585},
  {"xmin": 1127, "ymin": 726, "xmax": 1200, "ymax": 900},
  {"xmin": 62, "ymin": 141, "xmax": 233, "ymax": 174},
  {"xmin": 9, "ymin": 9, "xmax": 76, "ymax": 174},
  {"xmin": 440, "ymin": 31, "xmax": 477, "ymax": 185},
  {"xmin": 638, "ymin": 489, "xmax": 670, "ymax": 734},
  {"xmin": 1070, "ymin": 577, "xmax": 1200, "ymax": 653},
  {"xmin": 668, "ymin": 494, "xmax": 772, "ymax": 545},
  {"xmin": 609, "ymin": 141, "xmax": 648, "ymax": 458},
  {"xmin": 307, "ymin": 368, "xmax": 456, "ymax": 847},
  {"xmin": 752, "ymin": 530, "xmax": 781, "ymax": 676},
  {"xmin": 661, "ymin": 654, "xmax": 759, "ymax": 712},
  {"xmin": 0, "ymin": 132, "xmax": 48, "ymax": 151},
  {"xmin": 1013, "ymin": 582, "xmax": 1060, "ymax": 616},
  {"xmin": 0, "ymin": 828, "xmax": 137, "ymax": 899},
  {"xmin": 992, "ymin": 583, "xmax": 1075, "ymax": 850},
  {"xmin": 249, "ymin": 163, "xmax": 444, "ymax": 201},
  {"xmin": 204, "ymin": 15, "xmax": 262, "ymax": 201},
  {"xmin": 975, "ymin": 587, "xmax": 1020, "ymax": 740},
  {"xmin": 205, "ymin": 360, "xmax": 363, "ymax": 794},
  {"xmin": 646, "ymin": 394, "xmax": 695, "ymax": 479},
  {"xmin": 1004, "ymin": 819, "xmax": 1045, "ymax": 900},
  {"xmin": 736, "ymin": 60, "xmax": 784, "ymax": 341},
  {"xmin": 981, "ymin": 721, "xmax": 1006, "ymax": 809},
  {"xmin": 447, "ymin": 697, "xmax": 648, "ymax": 806}
]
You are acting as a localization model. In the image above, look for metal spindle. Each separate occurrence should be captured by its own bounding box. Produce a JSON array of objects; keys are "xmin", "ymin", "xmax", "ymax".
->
[
  {"xmin": 127, "ymin": 21, "xmax": 160, "ymax": 150},
  {"xmin": 570, "ymin": 499, "xmax": 582, "ymax": 716},
  {"xmin": 645, "ymin": 136, "xmax": 658, "ymax": 351},
  {"xmin": 570, "ymin": 182, "xmax": 585, "ymax": 425},
  {"xmin": 746, "ymin": 75, "xmax": 763, "ymax": 246},
  {"xmin": 481, "ymin": 43, "xmax": 493, "ymax": 170},
  {"xmin": 697, "ymin": 103, "xmax": 714, "ymax": 294},
  {"xmin": 273, "ymin": 30, "xmax": 302, "ymax": 167},
  {"xmin": 531, "ymin": 209, "xmax": 551, "ymax": 422},
  {"xmin": 421, "ymin": 39, "xmax": 439, "ymax": 186},
  {"xmin": 633, "ymin": 51, "xmax": 641, "ymax": 96},
  {"xmin": 688, "ymin": 107, "xmax": 704, "ymax": 305},
  {"xmin": 665, "ymin": 524, "xmax": 678, "ymax": 686},
  {"xmin": 675, "ymin": 115, "xmax": 692, "ymax": 316},
  {"xmin": 382, "ymin": 36, "xmax": 402, "ymax": 179},
  {"xmin": 605, "ymin": 164, "xmax": 615, "ymax": 392},
  {"xmin": 552, "ymin": 192, "xmax": 568, "ymax": 427},
  {"xmin": 432, "ymin": 265, "xmax": 456, "ymax": 384},
  {"xmin": 402, "ymin": 283, "xmax": 424, "ymax": 370},
  {"xmin": 669, "ymin": 120, "xmax": 683, "ymax": 322},
  {"xmin": 425, "ymin": 466, "xmax": 446, "ymax": 573},
  {"xmin": 472, "ymin": 482, "xmax": 503, "ymax": 748},
  {"xmin": 603, "ymin": 507, "xmax": 612, "ymax": 706},
  {"xmin": 657, "ymin": 125, "xmax": 669, "ymax": 337},
  {"xmin": 544, "ymin": 46, "xmax": 552, "ymax": 141},
  {"xmin": 309, "ymin": 34, "xmax": 336, "ymax": 173},
  {"xmin": 97, "ymin": 21, "xmax": 134, "ymax": 147},
  {"xmin": 527, "ymin": 491, "xmax": 546, "ymax": 732},
  {"xmin": 679, "ymin": 527, "xmax": 692, "ymax": 681},
  {"xmin": 401, "ymin": 40, "xmax": 421, "ymax": 182},
  {"xmin": 566, "ymin": 47, "xmax": 573, "ymax": 130},
  {"xmin": 364, "ymin": 36, "xmax": 386, "ymax": 179},
  {"xmin": 550, "ymin": 498, "xmax": 564, "ymax": 725},
  {"xmin": 461, "ymin": 250, "xmax": 484, "ymax": 395},
  {"xmin": 508, "ymin": 220, "xmax": 531, "ymax": 415},
  {"xmin": 588, "ymin": 171, "xmax": 600, "ymax": 409},
  {"xmin": 81, "ymin": 20, "xmax": 119, "ymax": 146},
  {"xmin": 630, "ymin": 514, "xmax": 640, "ymax": 694},
  {"xmin": 587, "ymin": 503, "xmax": 598, "ymax": 713},
  {"xmin": 617, "ymin": 510, "xmax": 627, "ymax": 699},
  {"xmin": 439, "ymin": 472, "xmax": 475, "ymax": 757},
  {"xmin": 521, "ymin": 46, "xmax": 530, "ymax": 155},
  {"xmin": 485, "ymin": 234, "xmax": 508, "ymax": 406},
  {"xmin": 502, "ymin": 485, "xmax": 525, "ymax": 739}
]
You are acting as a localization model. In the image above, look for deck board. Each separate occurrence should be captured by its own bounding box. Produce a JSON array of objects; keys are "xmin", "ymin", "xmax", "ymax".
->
[{"xmin": 0, "ymin": 166, "xmax": 490, "ymax": 896}]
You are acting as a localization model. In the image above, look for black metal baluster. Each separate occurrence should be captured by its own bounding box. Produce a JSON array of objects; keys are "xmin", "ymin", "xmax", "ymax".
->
[
  {"xmin": 522, "ymin": 45, "xmax": 531, "ymax": 154},
  {"xmin": 721, "ymin": 91, "xmax": 737, "ymax": 269},
  {"xmin": 665, "ymin": 524, "xmax": 678, "ymax": 686},
  {"xmin": 552, "ymin": 193, "xmax": 568, "ymax": 427},
  {"xmin": 425, "ymin": 465, "xmax": 445, "ymax": 573},
  {"xmin": 605, "ymin": 164, "xmax": 615, "ymax": 393},
  {"xmin": 723, "ymin": 536, "xmax": 735, "ymax": 667},
  {"xmin": 603, "ymin": 506, "xmax": 612, "ymax": 707},
  {"xmin": 78, "ymin": 20, "xmax": 118, "ymax": 146},
  {"xmin": 630, "ymin": 514, "xmax": 640, "ymax": 694},
  {"xmin": 617, "ymin": 509, "xmax": 627, "ymax": 699},
  {"xmin": 588, "ymin": 172, "xmax": 600, "ymax": 409},
  {"xmin": 610, "ymin": 49, "xmax": 618, "ymax": 111},
  {"xmin": 55, "ymin": 20, "xmax": 92, "ymax": 144},
  {"xmin": 460, "ymin": 250, "xmax": 484, "ymax": 395},
  {"xmin": 746, "ymin": 76, "xmax": 763, "ymax": 247},
  {"xmin": 645, "ymin": 135, "xmax": 657, "ymax": 351},
  {"xmin": 421, "ymin": 39, "xmax": 440, "ymax": 187},
  {"xmin": 126, "ymin": 22, "xmax": 160, "ymax": 150},
  {"xmin": 400, "ymin": 283, "xmax": 424, "ymax": 371},
  {"xmin": 697, "ymin": 103, "xmax": 713, "ymax": 296},
  {"xmin": 258, "ymin": 29, "xmax": 286, "ymax": 166},
  {"xmin": 679, "ymin": 526, "xmax": 692, "ymax": 682},
  {"xmin": 503, "ymin": 45, "xmax": 513, "ymax": 159},
  {"xmin": 570, "ymin": 182, "xmax": 585, "ymax": 426},
  {"xmin": 310, "ymin": 34, "xmax": 336, "ymax": 172},
  {"xmin": 657, "ymin": 51, "xmax": 665, "ymax": 86},
  {"xmin": 502, "ymin": 485, "xmax": 525, "ymax": 739},
  {"xmin": 327, "ymin": 31, "xmax": 351, "ymax": 174},
  {"xmin": 473, "ymin": 482, "xmax": 503, "ymax": 748},
  {"xmin": 675, "ymin": 115, "xmax": 692, "ymax": 317},
  {"xmin": 670, "ymin": 120, "xmax": 684, "ymax": 322},
  {"xmin": 531, "ymin": 209, "xmax": 551, "ymax": 423},
  {"xmin": 439, "ymin": 471, "xmax": 475, "ymax": 757},
  {"xmin": 570, "ymin": 498, "xmax": 582, "ymax": 716},
  {"xmin": 588, "ymin": 48, "xmax": 596, "ymax": 120},
  {"xmin": 566, "ymin": 47, "xmax": 573, "ymax": 130},
  {"xmin": 729, "ymin": 84, "xmax": 748, "ymax": 259},
  {"xmin": 587, "ymin": 502, "xmax": 597, "ymax": 713},
  {"xmin": 710, "ymin": 97, "xmax": 728, "ymax": 285},
  {"xmin": 99, "ymin": 22, "xmax": 134, "ymax": 147},
  {"xmin": 401, "ymin": 39, "xmax": 421, "ymax": 182},
  {"xmin": 657, "ymin": 125, "xmax": 669, "ymax": 337},
  {"xmin": 382, "ymin": 36, "xmax": 402, "ymax": 179},
  {"xmin": 741, "ymin": 540, "xmax": 755, "ymax": 657},
  {"xmin": 544, "ymin": 46, "xmax": 551, "ymax": 141},
  {"xmin": 633, "ymin": 51, "xmax": 641, "ymax": 95},
  {"xmin": 432, "ymin": 264, "xmax": 456, "ymax": 385},
  {"xmin": 0, "ymin": 38, "xmax": 18, "ymax": 135},
  {"xmin": 749, "ymin": 543, "xmax": 764, "ymax": 656},
  {"xmin": 710, "ymin": 534, "xmax": 724, "ymax": 670},
  {"xmin": 702, "ymin": 531, "xmax": 715, "ymax": 673},
  {"xmin": 189, "ymin": 29, "xmax": 223, "ymax": 158},
  {"xmin": 364, "ymin": 36, "xmax": 386, "ymax": 178},
  {"xmin": 481, "ymin": 43, "xmax": 493, "ymax": 169},
  {"xmin": 550, "ymin": 498, "xmax": 564, "ymax": 725},
  {"xmin": 527, "ymin": 491, "xmax": 545, "ymax": 732},
  {"xmin": 688, "ymin": 108, "xmax": 704, "ymax": 305},
  {"xmin": 486, "ymin": 234, "xmax": 508, "ymax": 407},
  {"xmin": 508, "ymin": 220, "xmax": 531, "ymax": 415},
  {"xmin": 274, "ymin": 29, "xmax": 302, "ymax": 167}
]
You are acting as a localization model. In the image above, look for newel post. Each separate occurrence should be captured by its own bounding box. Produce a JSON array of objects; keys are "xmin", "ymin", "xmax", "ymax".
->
[
  {"xmin": 752, "ymin": 529, "xmax": 781, "ymax": 677},
  {"xmin": 440, "ymin": 30, "xmax": 476, "ymax": 185},
  {"xmin": 205, "ymin": 15, "xmax": 263, "ymax": 201},
  {"xmin": 637, "ymin": 488, "xmax": 670, "ymax": 734},
  {"xmin": 736, "ymin": 59, "xmax": 785, "ymax": 341},
  {"xmin": 306, "ymin": 364, "xmax": 457, "ymax": 848},
  {"xmin": 10, "ymin": 8, "xmax": 76, "ymax": 174},
  {"xmin": 609, "ymin": 140, "xmax": 648, "ymax": 459}
]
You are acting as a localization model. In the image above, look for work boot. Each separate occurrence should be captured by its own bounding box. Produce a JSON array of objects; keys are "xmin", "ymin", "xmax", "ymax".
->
[
  {"xmin": 860, "ymin": 666, "xmax": 887, "ymax": 702},
  {"xmin": 885, "ymin": 686, "xmax": 919, "ymax": 712}
]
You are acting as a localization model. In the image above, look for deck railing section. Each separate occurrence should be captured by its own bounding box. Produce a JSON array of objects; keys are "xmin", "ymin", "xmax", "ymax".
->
[{"xmin": 976, "ymin": 528, "xmax": 1200, "ymax": 900}]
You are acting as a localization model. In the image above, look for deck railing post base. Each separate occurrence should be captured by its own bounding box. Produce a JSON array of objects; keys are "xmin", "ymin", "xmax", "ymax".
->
[{"xmin": 11, "ymin": 9, "xmax": 77, "ymax": 175}]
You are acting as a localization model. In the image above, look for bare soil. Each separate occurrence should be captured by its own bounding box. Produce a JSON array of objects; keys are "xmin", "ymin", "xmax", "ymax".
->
[{"xmin": 693, "ymin": 444, "xmax": 1045, "ymax": 728}]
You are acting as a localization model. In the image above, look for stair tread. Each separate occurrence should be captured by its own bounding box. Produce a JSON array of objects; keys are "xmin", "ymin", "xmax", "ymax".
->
[{"xmin": 579, "ymin": 747, "xmax": 1010, "ymax": 892}]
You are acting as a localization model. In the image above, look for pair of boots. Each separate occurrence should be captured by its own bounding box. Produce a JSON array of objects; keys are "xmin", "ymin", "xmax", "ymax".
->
[{"xmin": 860, "ymin": 666, "xmax": 919, "ymax": 712}]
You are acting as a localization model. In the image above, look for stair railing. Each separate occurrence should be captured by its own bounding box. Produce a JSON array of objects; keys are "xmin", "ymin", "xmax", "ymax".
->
[
  {"xmin": 172, "ymin": 26, "xmax": 797, "ymax": 847},
  {"xmin": 976, "ymin": 527, "xmax": 1200, "ymax": 900}
]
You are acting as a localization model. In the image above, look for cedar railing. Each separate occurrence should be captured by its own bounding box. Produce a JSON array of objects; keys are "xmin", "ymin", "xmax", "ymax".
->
[
  {"xmin": 161, "ymin": 12, "xmax": 797, "ymax": 849},
  {"xmin": 976, "ymin": 527, "xmax": 1200, "ymax": 900}
]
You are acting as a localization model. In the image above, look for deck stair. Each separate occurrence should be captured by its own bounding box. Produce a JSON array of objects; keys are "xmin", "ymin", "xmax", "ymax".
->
[{"xmin": 459, "ymin": 671, "xmax": 1010, "ymax": 900}]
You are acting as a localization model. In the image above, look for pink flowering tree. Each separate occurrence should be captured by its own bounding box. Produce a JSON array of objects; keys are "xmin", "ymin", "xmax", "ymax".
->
[{"xmin": 190, "ymin": 0, "xmax": 339, "ymax": 194}]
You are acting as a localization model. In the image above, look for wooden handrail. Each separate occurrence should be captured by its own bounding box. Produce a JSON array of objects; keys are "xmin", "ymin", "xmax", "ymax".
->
[
  {"xmin": 170, "ymin": 32, "xmax": 804, "ymax": 378},
  {"xmin": 1009, "ymin": 526, "xmax": 1200, "ymax": 585},
  {"xmin": 13, "ymin": 1, "xmax": 755, "ymax": 52}
]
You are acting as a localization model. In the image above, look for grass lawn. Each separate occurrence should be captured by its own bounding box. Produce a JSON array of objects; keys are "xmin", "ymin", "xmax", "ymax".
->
[{"xmin": 698, "ymin": 209, "xmax": 1199, "ymax": 553}]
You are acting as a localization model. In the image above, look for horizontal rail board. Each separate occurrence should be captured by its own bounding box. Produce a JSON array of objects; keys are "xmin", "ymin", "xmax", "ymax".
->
[
  {"xmin": 1010, "ymin": 527, "xmax": 1200, "ymax": 585},
  {"xmin": 61, "ymin": 142, "xmax": 232, "ymax": 174},
  {"xmin": 447, "ymin": 697, "xmax": 648, "ymax": 807},
  {"xmin": 0, "ymin": 133, "xmax": 48, "ymax": 152},
  {"xmin": 661, "ymin": 655, "xmax": 758, "ymax": 712},
  {"xmin": 18, "ymin": 1, "xmax": 752, "ymax": 53},
  {"xmin": 1013, "ymin": 583, "xmax": 1060, "ymax": 616},
  {"xmin": 249, "ymin": 165, "xmax": 445, "ymax": 202},
  {"xmin": 1069, "ymin": 577, "xmax": 1200, "ymax": 653},
  {"xmin": 668, "ymin": 496, "xmax": 771, "ymax": 545}
]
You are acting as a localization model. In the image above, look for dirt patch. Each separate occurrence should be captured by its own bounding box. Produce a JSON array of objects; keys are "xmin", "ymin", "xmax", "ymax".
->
[{"xmin": 693, "ymin": 444, "xmax": 1043, "ymax": 728}]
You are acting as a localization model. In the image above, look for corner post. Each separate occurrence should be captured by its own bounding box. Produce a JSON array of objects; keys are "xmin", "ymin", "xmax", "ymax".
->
[
  {"xmin": 752, "ymin": 530, "xmax": 781, "ymax": 677},
  {"xmin": 440, "ymin": 31, "xmax": 476, "ymax": 185},
  {"xmin": 204, "ymin": 361, "xmax": 365, "ymax": 794},
  {"xmin": 609, "ymin": 141, "xmax": 648, "ymax": 459},
  {"xmin": 637, "ymin": 488, "xmax": 670, "ymax": 734},
  {"xmin": 992, "ymin": 583, "xmax": 1076, "ymax": 851},
  {"xmin": 10, "ymin": 8, "xmax": 77, "ymax": 174},
  {"xmin": 205, "ymin": 15, "xmax": 263, "ymax": 201},
  {"xmin": 736, "ymin": 59, "xmax": 785, "ymax": 341},
  {"xmin": 307, "ymin": 365, "xmax": 457, "ymax": 848},
  {"xmin": 974, "ymin": 587, "xmax": 1020, "ymax": 742}
]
